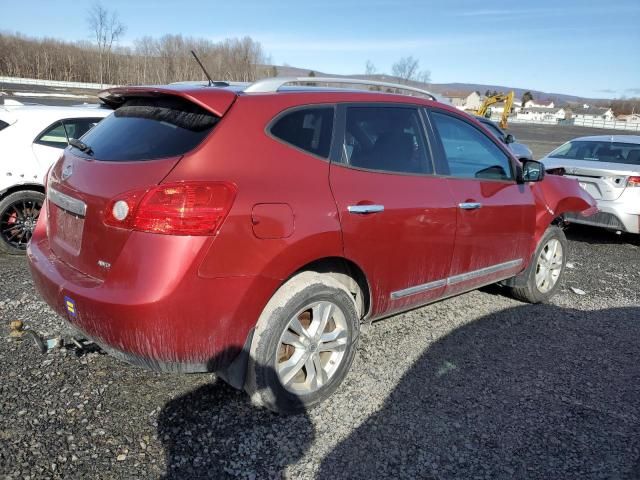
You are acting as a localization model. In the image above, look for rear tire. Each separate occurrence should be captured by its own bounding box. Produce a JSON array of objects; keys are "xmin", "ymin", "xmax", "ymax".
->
[
  {"xmin": 510, "ymin": 225, "xmax": 568, "ymax": 303},
  {"xmin": 245, "ymin": 272, "xmax": 359, "ymax": 414},
  {"xmin": 0, "ymin": 190, "xmax": 44, "ymax": 255}
]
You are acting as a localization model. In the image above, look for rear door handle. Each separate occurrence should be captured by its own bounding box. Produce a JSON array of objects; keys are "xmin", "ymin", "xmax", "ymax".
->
[
  {"xmin": 458, "ymin": 202, "xmax": 482, "ymax": 210},
  {"xmin": 347, "ymin": 204, "xmax": 385, "ymax": 214}
]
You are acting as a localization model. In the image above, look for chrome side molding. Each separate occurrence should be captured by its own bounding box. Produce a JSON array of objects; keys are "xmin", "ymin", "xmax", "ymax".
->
[
  {"xmin": 390, "ymin": 279, "xmax": 447, "ymax": 299},
  {"xmin": 446, "ymin": 259, "xmax": 523, "ymax": 285},
  {"xmin": 390, "ymin": 259, "xmax": 523, "ymax": 299},
  {"xmin": 48, "ymin": 187, "xmax": 87, "ymax": 217}
]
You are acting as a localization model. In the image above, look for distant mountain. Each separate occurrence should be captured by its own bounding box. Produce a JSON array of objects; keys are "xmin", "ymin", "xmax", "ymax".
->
[{"xmin": 260, "ymin": 66, "xmax": 610, "ymax": 106}]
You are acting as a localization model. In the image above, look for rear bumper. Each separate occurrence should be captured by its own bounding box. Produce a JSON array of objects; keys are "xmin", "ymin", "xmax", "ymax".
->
[
  {"xmin": 27, "ymin": 229, "xmax": 279, "ymax": 372},
  {"xmin": 564, "ymin": 200, "xmax": 639, "ymax": 234}
]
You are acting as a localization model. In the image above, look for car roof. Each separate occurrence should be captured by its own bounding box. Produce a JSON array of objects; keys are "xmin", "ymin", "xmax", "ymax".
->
[
  {"xmin": 567, "ymin": 135, "xmax": 640, "ymax": 144},
  {"xmin": 0, "ymin": 104, "xmax": 110, "ymax": 122},
  {"xmin": 2, "ymin": 104, "xmax": 110, "ymax": 116},
  {"xmin": 0, "ymin": 104, "xmax": 110, "ymax": 135},
  {"xmin": 100, "ymin": 83, "xmax": 460, "ymax": 118}
]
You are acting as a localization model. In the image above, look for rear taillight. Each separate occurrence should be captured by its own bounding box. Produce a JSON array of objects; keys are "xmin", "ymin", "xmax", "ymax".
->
[
  {"xmin": 627, "ymin": 176, "xmax": 640, "ymax": 187},
  {"xmin": 104, "ymin": 182, "xmax": 237, "ymax": 235}
]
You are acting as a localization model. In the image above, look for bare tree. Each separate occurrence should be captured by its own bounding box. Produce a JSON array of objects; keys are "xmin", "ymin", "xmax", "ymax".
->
[
  {"xmin": 392, "ymin": 56, "xmax": 420, "ymax": 83},
  {"xmin": 87, "ymin": 2, "xmax": 126, "ymax": 86},
  {"xmin": 0, "ymin": 31, "xmax": 268, "ymax": 85},
  {"xmin": 417, "ymin": 69, "xmax": 431, "ymax": 84},
  {"xmin": 365, "ymin": 60, "xmax": 376, "ymax": 76}
]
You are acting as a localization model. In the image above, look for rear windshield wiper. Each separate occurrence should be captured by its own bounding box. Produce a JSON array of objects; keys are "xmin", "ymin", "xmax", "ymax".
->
[{"xmin": 69, "ymin": 138, "xmax": 94, "ymax": 155}]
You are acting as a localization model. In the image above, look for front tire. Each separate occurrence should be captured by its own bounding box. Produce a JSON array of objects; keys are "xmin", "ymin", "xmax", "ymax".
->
[
  {"xmin": 245, "ymin": 272, "xmax": 359, "ymax": 414},
  {"xmin": 510, "ymin": 225, "xmax": 568, "ymax": 303},
  {"xmin": 0, "ymin": 190, "xmax": 44, "ymax": 255}
]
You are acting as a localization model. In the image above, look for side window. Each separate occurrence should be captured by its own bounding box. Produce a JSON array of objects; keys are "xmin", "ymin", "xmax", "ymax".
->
[
  {"xmin": 34, "ymin": 121, "xmax": 68, "ymax": 148},
  {"xmin": 0, "ymin": 120, "xmax": 9, "ymax": 132},
  {"xmin": 342, "ymin": 106, "xmax": 432, "ymax": 174},
  {"xmin": 431, "ymin": 112, "xmax": 513, "ymax": 181},
  {"xmin": 62, "ymin": 118, "xmax": 102, "ymax": 140},
  {"xmin": 270, "ymin": 107, "xmax": 334, "ymax": 158}
]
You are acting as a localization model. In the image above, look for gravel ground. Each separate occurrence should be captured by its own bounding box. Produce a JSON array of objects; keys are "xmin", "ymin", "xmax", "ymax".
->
[{"xmin": 1, "ymin": 225, "xmax": 638, "ymax": 480}]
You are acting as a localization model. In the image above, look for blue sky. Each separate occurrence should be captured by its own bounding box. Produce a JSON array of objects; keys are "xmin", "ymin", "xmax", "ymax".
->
[{"xmin": 3, "ymin": 0, "xmax": 639, "ymax": 98}]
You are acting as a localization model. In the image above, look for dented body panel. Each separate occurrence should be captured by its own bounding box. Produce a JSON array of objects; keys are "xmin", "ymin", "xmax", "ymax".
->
[{"xmin": 530, "ymin": 174, "xmax": 597, "ymax": 251}]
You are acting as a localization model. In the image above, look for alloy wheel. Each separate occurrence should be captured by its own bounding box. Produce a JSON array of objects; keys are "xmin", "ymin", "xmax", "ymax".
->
[
  {"xmin": 0, "ymin": 198, "xmax": 42, "ymax": 251},
  {"xmin": 535, "ymin": 238, "xmax": 563, "ymax": 293},
  {"xmin": 276, "ymin": 300, "xmax": 349, "ymax": 395}
]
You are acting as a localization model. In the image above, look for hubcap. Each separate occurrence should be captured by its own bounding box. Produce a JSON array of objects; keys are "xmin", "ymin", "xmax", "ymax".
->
[
  {"xmin": 1, "ymin": 198, "xmax": 42, "ymax": 251},
  {"xmin": 535, "ymin": 238, "xmax": 563, "ymax": 293},
  {"xmin": 276, "ymin": 300, "xmax": 349, "ymax": 395}
]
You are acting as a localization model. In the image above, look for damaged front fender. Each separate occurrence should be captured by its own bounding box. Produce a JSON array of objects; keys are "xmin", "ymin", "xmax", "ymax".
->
[{"xmin": 530, "ymin": 174, "xmax": 597, "ymax": 247}]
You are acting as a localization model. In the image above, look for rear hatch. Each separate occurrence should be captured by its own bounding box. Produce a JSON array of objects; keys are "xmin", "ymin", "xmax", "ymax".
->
[
  {"xmin": 551, "ymin": 159, "xmax": 640, "ymax": 201},
  {"xmin": 45, "ymin": 88, "xmax": 236, "ymax": 279}
]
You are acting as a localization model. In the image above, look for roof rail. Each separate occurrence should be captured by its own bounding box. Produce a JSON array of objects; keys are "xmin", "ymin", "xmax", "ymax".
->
[{"xmin": 244, "ymin": 77, "xmax": 438, "ymax": 101}]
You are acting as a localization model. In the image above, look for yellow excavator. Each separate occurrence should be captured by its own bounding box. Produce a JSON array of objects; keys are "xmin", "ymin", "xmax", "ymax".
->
[{"xmin": 475, "ymin": 91, "xmax": 515, "ymax": 129}]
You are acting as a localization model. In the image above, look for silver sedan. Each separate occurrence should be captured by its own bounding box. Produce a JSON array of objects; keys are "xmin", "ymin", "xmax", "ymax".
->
[{"xmin": 541, "ymin": 135, "xmax": 640, "ymax": 234}]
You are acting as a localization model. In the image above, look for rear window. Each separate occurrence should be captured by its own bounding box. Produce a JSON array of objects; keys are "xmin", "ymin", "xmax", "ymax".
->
[
  {"xmin": 270, "ymin": 107, "xmax": 334, "ymax": 158},
  {"xmin": 0, "ymin": 120, "xmax": 9, "ymax": 132},
  {"xmin": 549, "ymin": 140, "xmax": 640, "ymax": 166},
  {"xmin": 72, "ymin": 96, "xmax": 219, "ymax": 161}
]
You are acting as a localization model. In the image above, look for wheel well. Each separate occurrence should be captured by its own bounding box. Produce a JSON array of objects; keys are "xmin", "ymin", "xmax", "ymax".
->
[
  {"xmin": 293, "ymin": 257, "xmax": 371, "ymax": 319},
  {"xmin": 0, "ymin": 184, "xmax": 45, "ymax": 201}
]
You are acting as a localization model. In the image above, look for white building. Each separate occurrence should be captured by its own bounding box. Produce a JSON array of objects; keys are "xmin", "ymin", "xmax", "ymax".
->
[
  {"xmin": 490, "ymin": 102, "xmax": 521, "ymax": 114},
  {"xmin": 463, "ymin": 91, "xmax": 483, "ymax": 111},
  {"xmin": 442, "ymin": 91, "xmax": 484, "ymax": 111},
  {"xmin": 516, "ymin": 107, "xmax": 569, "ymax": 122},
  {"xmin": 618, "ymin": 113, "xmax": 640, "ymax": 124},
  {"xmin": 572, "ymin": 106, "xmax": 615, "ymax": 122},
  {"xmin": 524, "ymin": 99, "xmax": 555, "ymax": 109}
]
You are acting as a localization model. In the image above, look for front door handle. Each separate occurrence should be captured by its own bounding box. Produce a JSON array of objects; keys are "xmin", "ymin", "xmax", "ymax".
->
[
  {"xmin": 347, "ymin": 204, "xmax": 385, "ymax": 214},
  {"xmin": 458, "ymin": 202, "xmax": 482, "ymax": 210}
]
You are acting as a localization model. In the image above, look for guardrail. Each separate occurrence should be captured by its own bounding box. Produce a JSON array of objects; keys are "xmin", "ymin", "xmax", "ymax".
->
[{"xmin": 0, "ymin": 76, "xmax": 115, "ymax": 90}]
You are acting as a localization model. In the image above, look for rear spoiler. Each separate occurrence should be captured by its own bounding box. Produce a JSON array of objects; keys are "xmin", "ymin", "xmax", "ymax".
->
[{"xmin": 98, "ymin": 86, "xmax": 238, "ymax": 117}]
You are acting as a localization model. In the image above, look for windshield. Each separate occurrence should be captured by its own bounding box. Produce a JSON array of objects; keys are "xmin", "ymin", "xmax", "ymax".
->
[{"xmin": 548, "ymin": 140, "xmax": 640, "ymax": 166}]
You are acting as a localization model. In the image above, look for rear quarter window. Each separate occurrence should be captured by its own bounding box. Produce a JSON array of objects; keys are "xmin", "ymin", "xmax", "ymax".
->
[
  {"xmin": 72, "ymin": 96, "xmax": 219, "ymax": 161},
  {"xmin": 0, "ymin": 120, "xmax": 9, "ymax": 131},
  {"xmin": 269, "ymin": 107, "xmax": 334, "ymax": 158},
  {"xmin": 35, "ymin": 121, "xmax": 68, "ymax": 148}
]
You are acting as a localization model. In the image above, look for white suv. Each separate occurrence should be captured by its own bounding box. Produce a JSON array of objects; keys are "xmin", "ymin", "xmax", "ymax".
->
[{"xmin": 0, "ymin": 103, "xmax": 109, "ymax": 254}]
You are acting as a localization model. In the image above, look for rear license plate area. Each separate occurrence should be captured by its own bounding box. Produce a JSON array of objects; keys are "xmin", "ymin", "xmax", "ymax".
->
[{"xmin": 50, "ymin": 205, "xmax": 84, "ymax": 255}]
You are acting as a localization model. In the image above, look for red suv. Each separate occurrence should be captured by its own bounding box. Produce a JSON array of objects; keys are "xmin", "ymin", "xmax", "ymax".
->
[{"xmin": 28, "ymin": 78, "xmax": 595, "ymax": 413}]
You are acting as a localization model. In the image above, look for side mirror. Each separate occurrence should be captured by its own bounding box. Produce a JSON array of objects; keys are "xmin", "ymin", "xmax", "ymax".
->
[
  {"xmin": 504, "ymin": 133, "xmax": 515, "ymax": 144},
  {"xmin": 519, "ymin": 160, "xmax": 545, "ymax": 183}
]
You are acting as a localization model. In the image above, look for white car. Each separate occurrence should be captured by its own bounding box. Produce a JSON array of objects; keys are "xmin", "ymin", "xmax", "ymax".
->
[
  {"xmin": 541, "ymin": 135, "xmax": 640, "ymax": 234},
  {"xmin": 0, "ymin": 103, "xmax": 110, "ymax": 254}
]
